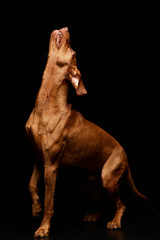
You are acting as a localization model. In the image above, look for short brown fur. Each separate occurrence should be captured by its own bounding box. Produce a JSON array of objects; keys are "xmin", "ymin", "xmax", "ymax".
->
[{"xmin": 25, "ymin": 27, "xmax": 147, "ymax": 238}]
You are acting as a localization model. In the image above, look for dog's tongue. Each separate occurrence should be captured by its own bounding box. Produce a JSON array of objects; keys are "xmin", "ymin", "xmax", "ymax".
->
[{"xmin": 56, "ymin": 32, "xmax": 62, "ymax": 49}]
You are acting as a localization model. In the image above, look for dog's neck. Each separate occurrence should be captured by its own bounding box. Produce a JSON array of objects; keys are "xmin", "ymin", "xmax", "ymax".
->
[{"xmin": 35, "ymin": 55, "xmax": 68, "ymax": 113}]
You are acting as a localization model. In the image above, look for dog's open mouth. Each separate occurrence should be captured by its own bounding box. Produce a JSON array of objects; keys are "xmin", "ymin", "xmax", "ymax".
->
[{"xmin": 55, "ymin": 31, "xmax": 62, "ymax": 49}]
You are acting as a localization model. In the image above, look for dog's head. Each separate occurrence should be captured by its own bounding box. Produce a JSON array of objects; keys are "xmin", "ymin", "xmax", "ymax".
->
[{"xmin": 49, "ymin": 27, "xmax": 87, "ymax": 96}]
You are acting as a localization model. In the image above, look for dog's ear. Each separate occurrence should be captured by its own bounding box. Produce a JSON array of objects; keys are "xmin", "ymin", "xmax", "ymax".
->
[
  {"xmin": 76, "ymin": 77, "xmax": 87, "ymax": 96},
  {"xmin": 67, "ymin": 67, "xmax": 87, "ymax": 96}
]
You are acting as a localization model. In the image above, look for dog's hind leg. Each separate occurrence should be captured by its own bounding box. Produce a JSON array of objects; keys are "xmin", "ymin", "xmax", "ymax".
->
[
  {"xmin": 101, "ymin": 147, "xmax": 128, "ymax": 229},
  {"xmin": 83, "ymin": 174, "xmax": 106, "ymax": 222},
  {"xmin": 29, "ymin": 163, "xmax": 42, "ymax": 217}
]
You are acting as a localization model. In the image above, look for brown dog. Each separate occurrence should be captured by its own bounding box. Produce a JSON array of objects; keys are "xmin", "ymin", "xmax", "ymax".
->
[{"xmin": 25, "ymin": 27, "xmax": 147, "ymax": 238}]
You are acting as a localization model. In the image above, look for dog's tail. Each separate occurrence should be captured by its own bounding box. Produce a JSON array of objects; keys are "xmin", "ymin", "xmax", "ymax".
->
[{"xmin": 126, "ymin": 167, "xmax": 148, "ymax": 200}]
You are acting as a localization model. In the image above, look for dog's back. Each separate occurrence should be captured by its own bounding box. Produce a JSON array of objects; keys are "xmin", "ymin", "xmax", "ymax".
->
[{"xmin": 59, "ymin": 109, "xmax": 120, "ymax": 170}]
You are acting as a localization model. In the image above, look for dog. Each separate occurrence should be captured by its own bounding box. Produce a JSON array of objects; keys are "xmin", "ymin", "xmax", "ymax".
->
[{"xmin": 25, "ymin": 27, "xmax": 147, "ymax": 238}]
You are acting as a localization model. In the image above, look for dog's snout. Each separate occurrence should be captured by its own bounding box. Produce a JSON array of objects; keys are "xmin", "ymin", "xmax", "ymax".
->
[
  {"xmin": 51, "ymin": 30, "xmax": 59, "ymax": 38},
  {"xmin": 59, "ymin": 27, "xmax": 68, "ymax": 34},
  {"xmin": 50, "ymin": 27, "xmax": 70, "ymax": 50},
  {"xmin": 64, "ymin": 27, "xmax": 68, "ymax": 32}
]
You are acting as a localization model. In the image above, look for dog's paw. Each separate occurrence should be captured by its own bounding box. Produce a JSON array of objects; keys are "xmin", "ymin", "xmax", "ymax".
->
[
  {"xmin": 32, "ymin": 203, "xmax": 42, "ymax": 217},
  {"xmin": 107, "ymin": 220, "xmax": 121, "ymax": 230},
  {"xmin": 83, "ymin": 211, "xmax": 103, "ymax": 222},
  {"xmin": 83, "ymin": 214, "xmax": 97, "ymax": 222},
  {"xmin": 34, "ymin": 226, "xmax": 50, "ymax": 238}
]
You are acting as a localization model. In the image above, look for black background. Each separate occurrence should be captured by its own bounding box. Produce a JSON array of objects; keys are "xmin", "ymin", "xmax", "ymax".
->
[{"xmin": 1, "ymin": 3, "xmax": 160, "ymax": 240}]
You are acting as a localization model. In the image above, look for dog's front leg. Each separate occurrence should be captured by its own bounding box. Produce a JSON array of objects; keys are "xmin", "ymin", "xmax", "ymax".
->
[
  {"xmin": 34, "ymin": 163, "xmax": 58, "ymax": 238},
  {"xmin": 29, "ymin": 163, "xmax": 42, "ymax": 217}
]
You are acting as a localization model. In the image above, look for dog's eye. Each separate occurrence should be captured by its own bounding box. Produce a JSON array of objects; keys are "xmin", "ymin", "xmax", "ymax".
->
[{"xmin": 56, "ymin": 60, "xmax": 67, "ymax": 68}]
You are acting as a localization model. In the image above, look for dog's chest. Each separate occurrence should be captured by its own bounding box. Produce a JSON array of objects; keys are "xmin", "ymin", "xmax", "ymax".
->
[{"xmin": 26, "ymin": 108, "xmax": 62, "ymax": 151}]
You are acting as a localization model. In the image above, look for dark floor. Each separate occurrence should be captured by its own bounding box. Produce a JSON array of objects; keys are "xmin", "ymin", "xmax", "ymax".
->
[
  {"xmin": 1, "ymin": 185, "xmax": 160, "ymax": 240},
  {"xmin": 1, "ymin": 217, "xmax": 160, "ymax": 240}
]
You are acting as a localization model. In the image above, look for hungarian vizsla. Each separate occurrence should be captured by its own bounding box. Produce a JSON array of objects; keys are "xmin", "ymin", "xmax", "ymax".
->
[{"xmin": 25, "ymin": 27, "xmax": 147, "ymax": 238}]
